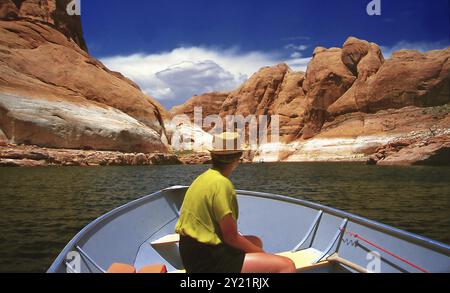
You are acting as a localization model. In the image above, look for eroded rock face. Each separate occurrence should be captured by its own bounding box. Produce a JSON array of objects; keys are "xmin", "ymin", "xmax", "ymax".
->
[
  {"xmin": 365, "ymin": 49, "xmax": 449, "ymax": 111},
  {"xmin": 211, "ymin": 37, "xmax": 449, "ymax": 143},
  {"xmin": 222, "ymin": 64, "xmax": 290, "ymax": 117},
  {"xmin": 341, "ymin": 37, "xmax": 384, "ymax": 78},
  {"xmin": 220, "ymin": 64, "xmax": 307, "ymax": 142},
  {"xmin": 0, "ymin": 93, "xmax": 167, "ymax": 153},
  {"xmin": 328, "ymin": 38, "xmax": 385, "ymax": 116},
  {"xmin": 330, "ymin": 47, "xmax": 450, "ymax": 116},
  {"xmin": 270, "ymin": 71, "xmax": 307, "ymax": 141},
  {"xmin": 0, "ymin": 0, "xmax": 18, "ymax": 19},
  {"xmin": 169, "ymin": 92, "xmax": 229, "ymax": 126},
  {"xmin": 0, "ymin": 0, "xmax": 87, "ymax": 51},
  {"xmin": 172, "ymin": 37, "xmax": 449, "ymax": 151},
  {"xmin": 177, "ymin": 152, "xmax": 211, "ymax": 165},
  {"xmin": 165, "ymin": 119, "xmax": 213, "ymax": 153},
  {"xmin": 369, "ymin": 134, "xmax": 450, "ymax": 166},
  {"xmin": 0, "ymin": 144, "xmax": 182, "ymax": 167},
  {"xmin": 170, "ymin": 37, "xmax": 449, "ymax": 165},
  {"xmin": 167, "ymin": 93, "xmax": 224, "ymax": 152},
  {"xmin": 301, "ymin": 46, "xmax": 357, "ymax": 138},
  {"xmin": 283, "ymin": 105, "xmax": 450, "ymax": 164},
  {"xmin": 170, "ymin": 65, "xmax": 308, "ymax": 143},
  {"xmin": 0, "ymin": 126, "xmax": 7, "ymax": 145},
  {"xmin": 0, "ymin": 1, "xmax": 170, "ymax": 153},
  {"xmin": 318, "ymin": 106, "xmax": 450, "ymax": 139}
]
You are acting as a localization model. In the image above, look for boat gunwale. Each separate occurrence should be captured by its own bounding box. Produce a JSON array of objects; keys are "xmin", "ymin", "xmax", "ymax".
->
[
  {"xmin": 47, "ymin": 185, "xmax": 450, "ymax": 273},
  {"xmin": 47, "ymin": 187, "xmax": 172, "ymax": 273},
  {"xmin": 236, "ymin": 189, "xmax": 450, "ymax": 256}
]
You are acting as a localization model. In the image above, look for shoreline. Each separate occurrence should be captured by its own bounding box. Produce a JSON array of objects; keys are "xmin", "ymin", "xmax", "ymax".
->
[
  {"xmin": 0, "ymin": 144, "xmax": 369, "ymax": 167},
  {"xmin": 0, "ymin": 144, "xmax": 182, "ymax": 167},
  {"xmin": 1, "ymin": 130, "xmax": 449, "ymax": 167}
]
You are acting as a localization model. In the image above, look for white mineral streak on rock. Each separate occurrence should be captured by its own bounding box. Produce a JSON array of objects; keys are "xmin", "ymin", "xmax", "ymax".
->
[
  {"xmin": 0, "ymin": 93, "xmax": 165, "ymax": 152},
  {"xmin": 166, "ymin": 120, "xmax": 213, "ymax": 152},
  {"xmin": 253, "ymin": 135, "xmax": 397, "ymax": 162}
]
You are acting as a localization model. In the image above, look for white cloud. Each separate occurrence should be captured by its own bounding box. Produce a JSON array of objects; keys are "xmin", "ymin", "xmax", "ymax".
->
[
  {"xmin": 285, "ymin": 57, "xmax": 311, "ymax": 72},
  {"xmin": 282, "ymin": 36, "xmax": 311, "ymax": 41},
  {"xmin": 285, "ymin": 44, "xmax": 308, "ymax": 51},
  {"xmin": 381, "ymin": 40, "xmax": 449, "ymax": 58},
  {"xmin": 155, "ymin": 60, "xmax": 241, "ymax": 102},
  {"xmin": 101, "ymin": 46, "xmax": 312, "ymax": 108}
]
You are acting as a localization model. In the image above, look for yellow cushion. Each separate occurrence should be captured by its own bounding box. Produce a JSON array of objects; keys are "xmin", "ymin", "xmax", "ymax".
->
[
  {"xmin": 169, "ymin": 269, "xmax": 187, "ymax": 273},
  {"xmin": 277, "ymin": 248, "xmax": 329, "ymax": 271},
  {"xmin": 151, "ymin": 233, "xmax": 180, "ymax": 245},
  {"xmin": 163, "ymin": 248, "xmax": 327, "ymax": 273}
]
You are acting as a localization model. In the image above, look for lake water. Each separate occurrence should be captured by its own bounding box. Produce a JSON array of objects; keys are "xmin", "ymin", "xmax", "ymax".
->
[{"xmin": 0, "ymin": 163, "xmax": 449, "ymax": 272}]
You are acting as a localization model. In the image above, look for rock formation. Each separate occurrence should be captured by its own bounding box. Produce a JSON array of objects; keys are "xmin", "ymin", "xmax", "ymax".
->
[
  {"xmin": 0, "ymin": 143, "xmax": 182, "ymax": 167},
  {"xmin": 220, "ymin": 64, "xmax": 308, "ymax": 142},
  {"xmin": 270, "ymin": 71, "xmax": 307, "ymax": 141},
  {"xmin": 300, "ymin": 46, "xmax": 357, "ymax": 138},
  {"xmin": 0, "ymin": 0, "xmax": 170, "ymax": 154},
  {"xmin": 170, "ymin": 92, "xmax": 229, "ymax": 122},
  {"xmin": 172, "ymin": 37, "xmax": 450, "ymax": 165},
  {"xmin": 329, "ymin": 42, "xmax": 449, "ymax": 116},
  {"xmin": 222, "ymin": 64, "xmax": 290, "ymax": 117},
  {"xmin": 368, "ymin": 134, "xmax": 450, "ymax": 166},
  {"xmin": 1, "ymin": 0, "xmax": 448, "ymax": 167},
  {"xmin": 0, "ymin": 0, "xmax": 87, "ymax": 51}
]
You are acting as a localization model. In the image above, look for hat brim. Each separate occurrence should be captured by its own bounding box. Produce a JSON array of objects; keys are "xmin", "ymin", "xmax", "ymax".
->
[{"xmin": 209, "ymin": 149, "xmax": 244, "ymax": 155}]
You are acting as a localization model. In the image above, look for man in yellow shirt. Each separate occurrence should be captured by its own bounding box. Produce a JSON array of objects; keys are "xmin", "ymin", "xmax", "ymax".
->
[{"xmin": 175, "ymin": 132, "xmax": 295, "ymax": 273}]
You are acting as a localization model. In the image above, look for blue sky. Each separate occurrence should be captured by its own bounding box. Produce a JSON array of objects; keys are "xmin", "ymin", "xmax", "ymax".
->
[{"xmin": 81, "ymin": 0, "xmax": 449, "ymax": 109}]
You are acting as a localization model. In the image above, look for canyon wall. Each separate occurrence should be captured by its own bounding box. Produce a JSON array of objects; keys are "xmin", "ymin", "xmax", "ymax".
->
[
  {"xmin": 172, "ymin": 37, "xmax": 450, "ymax": 165},
  {"xmin": 0, "ymin": 0, "xmax": 170, "ymax": 154},
  {"xmin": 1, "ymin": 1, "xmax": 448, "ymax": 165}
]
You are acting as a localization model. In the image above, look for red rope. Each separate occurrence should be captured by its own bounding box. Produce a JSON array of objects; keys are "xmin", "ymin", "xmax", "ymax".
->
[{"xmin": 341, "ymin": 229, "xmax": 430, "ymax": 273}]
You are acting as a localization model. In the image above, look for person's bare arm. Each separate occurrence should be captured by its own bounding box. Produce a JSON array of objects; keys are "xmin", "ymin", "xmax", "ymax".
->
[{"xmin": 219, "ymin": 214, "xmax": 264, "ymax": 253}]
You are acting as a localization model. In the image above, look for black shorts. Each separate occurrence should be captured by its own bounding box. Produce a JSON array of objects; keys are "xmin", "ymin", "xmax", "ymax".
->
[{"xmin": 179, "ymin": 235, "xmax": 246, "ymax": 273}]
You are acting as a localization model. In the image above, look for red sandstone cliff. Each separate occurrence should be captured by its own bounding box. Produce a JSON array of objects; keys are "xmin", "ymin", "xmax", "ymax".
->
[
  {"xmin": 172, "ymin": 37, "xmax": 450, "ymax": 164},
  {"xmin": 0, "ymin": 1, "xmax": 448, "ymax": 165},
  {"xmin": 0, "ymin": 0, "xmax": 87, "ymax": 51},
  {"xmin": 0, "ymin": 0, "xmax": 170, "ymax": 153},
  {"xmin": 170, "ymin": 92, "xmax": 229, "ymax": 125}
]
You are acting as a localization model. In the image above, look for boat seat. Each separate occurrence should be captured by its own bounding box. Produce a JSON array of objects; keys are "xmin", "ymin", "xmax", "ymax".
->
[
  {"xmin": 149, "ymin": 234, "xmax": 331, "ymax": 273},
  {"xmin": 167, "ymin": 249, "xmax": 328, "ymax": 274},
  {"xmin": 107, "ymin": 263, "xmax": 168, "ymax": 274},
  {"xmin": 169, "ymin": 269, "xmax": 187, "ymax": 273},
  {"xmin": 150, "ymin": 233, "xmax": 184, "ymax": 269},
  {"xmin": 107, "ymin": 263, "xmax": 136, "ymax": 273},
  {"xmin": 151, "ymin": 233, "xmax": 180, "ymax": 245},
  {"xmin": 138, "ymin": 264, "xmax": 168, "ymax": 273},
  {"xmin": 277, "ymin": 248, "xmax": 330, "ymax": 272}
]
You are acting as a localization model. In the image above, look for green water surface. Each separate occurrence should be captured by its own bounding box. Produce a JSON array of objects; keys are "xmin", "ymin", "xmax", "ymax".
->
[{"xmin": 0, "ymin": 163, "xmax": 449, "ymax": 272}]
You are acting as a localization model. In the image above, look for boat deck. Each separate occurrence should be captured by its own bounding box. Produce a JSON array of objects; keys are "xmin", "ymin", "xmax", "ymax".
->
[{"xmin": 49, "ymin": 186, "xmax": 450, "ymax": 273}]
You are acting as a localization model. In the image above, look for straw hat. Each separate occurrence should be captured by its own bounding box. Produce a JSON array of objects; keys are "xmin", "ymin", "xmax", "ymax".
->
[{"xmin": 209, "ymin": 132, "xmax": 244, "ymax": 155}]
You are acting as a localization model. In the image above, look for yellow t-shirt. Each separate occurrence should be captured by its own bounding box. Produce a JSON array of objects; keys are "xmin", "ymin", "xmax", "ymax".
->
[{"xmin": 175, "ymin": 168, "xmax": 239, "ymax": 245}]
